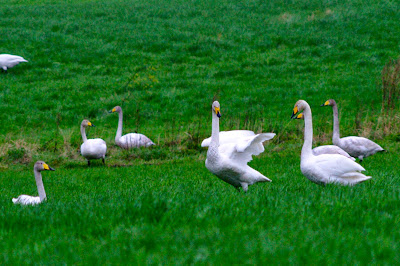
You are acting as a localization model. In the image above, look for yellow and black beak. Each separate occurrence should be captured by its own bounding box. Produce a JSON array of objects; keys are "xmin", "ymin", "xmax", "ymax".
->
[
  {"xmin": 215, "ymin": 107, "xmax": 221, "ymax": 118},
  {"xmin": 291, "ymin": 106, "xmax": 299, "ymax": 119},
  {"xmin": 108, "ymin": 107, "xmax": 116, "ymax": 113},
  {"xmin": 321, "ymin": 100, "xmax": 330, "ymax": 107},
  {"xmin": 88, "ymin": 121, "xmax": 95, "ymax": 127},
  {"xmin": 294, "ymin": 113, "xmax": 303, "ymax": 119},
  {"xmin": 43, "ymin": 163, "xmax": 55, "ymax": 171}
]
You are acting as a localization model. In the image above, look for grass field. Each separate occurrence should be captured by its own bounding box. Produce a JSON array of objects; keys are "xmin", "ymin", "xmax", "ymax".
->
[{"xmin": 1, "ymin": 0, "xmax": 400, "ymax": 264}]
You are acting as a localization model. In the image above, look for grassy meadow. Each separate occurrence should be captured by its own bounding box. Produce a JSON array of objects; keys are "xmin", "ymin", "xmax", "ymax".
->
[{"xmin": 1, "ymin": 0, "xmax": 400, "ymax": 263}]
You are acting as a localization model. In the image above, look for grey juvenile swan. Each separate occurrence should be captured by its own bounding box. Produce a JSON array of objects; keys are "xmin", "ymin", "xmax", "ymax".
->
[
  {"xmin": 12, "ymin": 161, "xmax": 55, "ymax": 205},
  {"xmin": 109, "ymin": 106, "xmax": 155, "ymax": 149},
  {"xmin": 321, "ymin": 99, "xmax": 384, "ymax": 161}
]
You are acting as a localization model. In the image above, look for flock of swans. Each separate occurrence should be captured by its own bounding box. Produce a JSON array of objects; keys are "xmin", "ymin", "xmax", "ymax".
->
[{"xmin": 5, "ymin": 54, "xmax": 385, "ymax": 204}]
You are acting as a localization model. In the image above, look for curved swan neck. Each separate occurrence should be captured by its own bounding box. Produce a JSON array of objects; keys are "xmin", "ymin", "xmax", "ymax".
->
[
  {"xmin": 80, "ymin": 124, "xmax": 87, "ymax": 143},
  {"xmin": 115, "ymin": 109, "xmax": 123, "ymax": 142},
  {"xmin": 302, "ymin": 104, "xmax": 313, "ymax": 157},
  {"xmin": 34, "ymin": 169, "xmax": 46, "ymax": 202},
  {"xmin": 332, "ymin": 102, "xmax": 340, "ymax": 143}
]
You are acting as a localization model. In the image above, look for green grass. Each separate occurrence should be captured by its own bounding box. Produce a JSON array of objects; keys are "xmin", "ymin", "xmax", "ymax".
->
[{"xmin": 1, "ymin": 0, "xmax": 400, "ymax": 263}]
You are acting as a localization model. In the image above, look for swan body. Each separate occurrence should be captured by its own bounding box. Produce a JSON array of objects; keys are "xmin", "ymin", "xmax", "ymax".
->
[
  {"xmin": 201, "ymin": 130, "xmax": 256, "ymax": 147},
  {"xmin": 12, "ymin": 161, "xmax": 55, "ymax": 205},
  {"xmin": 205, "ymin": 101, "xmax": 274, "ymax": 192},
  {"xmin": 109, "ymin": 106, "xmax": 155, "ymax": 149},
  {"xmin": 294, "ymin": 113, "xmax": 355, "ymax": 160},
  {"xmin": 292, "ymin": 100, "xmax": 371, "ymax": 185},
  {"xmin": 322, "ymin": 99, "xmax": 384, "ymax": 161},
  {"xmin": 0, "ymin": 54, "xmax": 28, "ymax": 71},
  {"xmin": 80, "ymin": 119, "xmax": 107, "ymax": 165}
]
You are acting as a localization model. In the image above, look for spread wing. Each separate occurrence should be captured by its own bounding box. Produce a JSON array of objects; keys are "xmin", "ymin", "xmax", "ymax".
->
[
  {"xmin": 219, "ymin": 133, "xmax": 275, "ymax": 166},
  {"xmin": 201, "ymin": 130, "xmax": 255, "ymax": 147}
]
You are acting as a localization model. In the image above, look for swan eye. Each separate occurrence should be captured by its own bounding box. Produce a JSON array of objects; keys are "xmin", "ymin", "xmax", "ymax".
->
[{"xmin": 293, "ymin": 106, "xmax": 298, "ymax": 115}]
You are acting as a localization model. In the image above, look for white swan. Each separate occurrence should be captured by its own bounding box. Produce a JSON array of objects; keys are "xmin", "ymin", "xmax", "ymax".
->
[
  {"xmin": 12, "ymin": 161, "xmax": 55, "ymax": 205},
  {"xmin": 0, "ymin": 54, "xmax": 28, "ymax": 71},
  {"xmin": 293, "ymin": 113, "xmax": 355, "ymax": 160},
  {"xmin": 80, "ymin": 119, "xmax": 107, "ymax": 166},
  {"xmin": 322, "ymin": 99, "xmax": 384, "ymax": 161},
  {"xmin": 292, "ymin": 100, "xmax": 371, "ymax": 185},
  {"xmin": 109, "ymin": 106, "xmax": 155, "ymax": 149},
  {"xmin": 205, "ymin": 101, "xmax": 275, "ymax": 192}
]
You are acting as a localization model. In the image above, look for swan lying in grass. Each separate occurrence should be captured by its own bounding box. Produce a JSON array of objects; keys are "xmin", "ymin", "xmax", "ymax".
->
[
  {"xmin": 109, "ymin": 106, "xmax": 155, "ymax": 149},
  {"xmin": 12, "ymin": 161, "xmax": 55, "ymax": 205},
  {"xmin": 0, "ymin": 54, "xmax": 28, "ymax": 71},
  {"xmin": 80, "ymin": 119, "xmax": 107, "ymax": 166},
  {"xmin": 205, "ymin": 101, "xmax": 275, "ymax": 192},
  {"xmin": 293, "ymin": 113, "xmax": 355, "ymax": 160},
  {"xmin": 292, "ymin": 100, "xmax": 371, "ymax": 185},
  {"xmin": 321, "ymin": 99, "xmax": 384, "ymax": 161}
]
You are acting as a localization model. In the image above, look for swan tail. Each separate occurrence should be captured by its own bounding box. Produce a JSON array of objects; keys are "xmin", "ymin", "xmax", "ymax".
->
[{"xmin": 334, "ymin": 172, "xmax": 371, "ymax": 185}]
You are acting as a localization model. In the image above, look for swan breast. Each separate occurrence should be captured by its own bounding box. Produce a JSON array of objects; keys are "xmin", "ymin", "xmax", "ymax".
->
[{"xmin": 81, "ymin": 138, "xmax": 107, "ymax": 159}]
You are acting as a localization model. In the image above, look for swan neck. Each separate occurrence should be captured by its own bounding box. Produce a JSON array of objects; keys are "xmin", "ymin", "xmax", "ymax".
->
[
  {"xmin": 80, "ymin": 124, "xmax": 87, "ymax": 143},
  {"xmin": 301, "ymin": 106, "xmax": 313, "ymax": 157},
  {"xmin": 210, "ymin": 112, "xmax": 220, "ymax": 148},
  {"xmin": 332, "ymin": 103, "xmax": 340, "ymax": 143},
  {"xmin": 34, "ymin": 169, "xmax": 46, "ymax": 202},
  {"xmin": 116, "ymin": 110, "xmax": 123, "ymax": 142}
]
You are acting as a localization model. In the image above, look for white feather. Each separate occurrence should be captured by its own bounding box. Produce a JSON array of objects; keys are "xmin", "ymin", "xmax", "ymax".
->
[{"xmin": 0, "ymin": 54, "xmax": 28, "ymax": 71}]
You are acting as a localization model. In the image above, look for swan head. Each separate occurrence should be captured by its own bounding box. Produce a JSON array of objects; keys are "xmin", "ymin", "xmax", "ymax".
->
[
  {"xmin": 321, "ymin": 99, "xmax": 336, "ymax": 107},
  {"xmin": 291, "ymin": 100, "xmax": 309, "ymax": 119},
  {"xmin": 109, "ymin": 106, "xmax": 122, "ymax": 113},
  {"xmin": 81, "ymin": 119, "xmax": 94, "ymax": 128},
  {"xmin": 212, "ymin": 101, "xmax": 221, "ymax": 118},
  {"xmin": 34, "ymin": 161, "xmax": 55, "ymax": 172}
]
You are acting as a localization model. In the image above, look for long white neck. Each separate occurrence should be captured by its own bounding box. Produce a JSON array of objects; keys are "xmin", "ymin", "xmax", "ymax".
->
[
  {"xmin": 332, "ymin": 103, "xmax": 340, "ymax": 144},
  {"xmin": 115, "ymin": 110, "xmax": 123, "ymax": 142},
  {"xmin": 80, "ymin": 124, "xmax": 87, "ymax": 143},
  {"xmin": 34, "ymin": 169, "xmax": 46, "ymax": 202},
  {"xmin": 301, "ymin": 104, "xmax": 313, "ymax": 158},
  {"xmin": 208, "ymin": 111, "xmax": 220, "ymax": 160}
]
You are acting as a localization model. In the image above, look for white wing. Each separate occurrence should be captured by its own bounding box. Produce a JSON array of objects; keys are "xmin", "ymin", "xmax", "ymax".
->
[
  {"xmin": 313, "ymin": 154, "xmax": 365, "ymax": 178},
  {"xmin": 201, "ymin": 130, "xmax": 255, "ymax": 147},
  {"xmin": 339, "ymin": 136, "xmax": 384, "ymax": 157},
  {"xmin": 220, "ymin": 133, "xmax": 276, "ymax": 166},
  {"xmin": 12, "ymin": 195, "xmax": 41, "ymax": 205},
  {"xmin": 312, "ymin": 145, "xmax": 355, "ymax": 160},
  {"xmin": 81, "ymin": 138, "xmax": 107, "ymax": 159}
]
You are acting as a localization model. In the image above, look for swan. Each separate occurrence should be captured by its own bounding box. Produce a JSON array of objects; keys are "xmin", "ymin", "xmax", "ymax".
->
[
  {"xmin": 293, "ymin": 113, "xmax": 355, "ymax": 160},
  {"xmin": 291, "ymin": 100, "xmax": 371, "ymax": 185},
  {"xmin": 80, "ymin": 119, "xmax": 107, "ymax": 166},
  {"xmin": 205, "ymin": 101, "xmax": 275, "ymax": 192},
  {"xmin": 0, "ymin": 54, "xmax": 28, "ymax": 71},
  {"xmin": 12, "ymin": 161, "xmax": 55, "ymax": 205},
  {"xmin": 109, "ymin": 106, "xmax": 155, "ymax": 149},
  {"xmin": 321, "ymin": 99, "xmax": 384, "ymax": 161}
]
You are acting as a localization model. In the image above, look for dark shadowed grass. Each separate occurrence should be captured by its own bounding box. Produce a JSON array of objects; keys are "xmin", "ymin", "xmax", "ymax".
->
[{"xmin": 1, "ymin": 0, "xmax": 400, "ymax": 263}]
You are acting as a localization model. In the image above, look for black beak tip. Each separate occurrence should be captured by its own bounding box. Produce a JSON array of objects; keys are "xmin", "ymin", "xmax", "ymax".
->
[
  {"xmin": 217, "ymin": 113, "xmax": 221, "ymax": 118},
  {"xmin": 49, "ymin": 167, "xmax": 55, "ymax": 171},
  {"xmin": 108, "ymin": 110, "xmax": 112, "ymax": 113},
  {"xmin": 320, "ymin": 104, "xmax": 325, "ymax": 107},
  {"xmin": 291, "ymin": 113, "xmax": 296, "ymax": 119}
]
